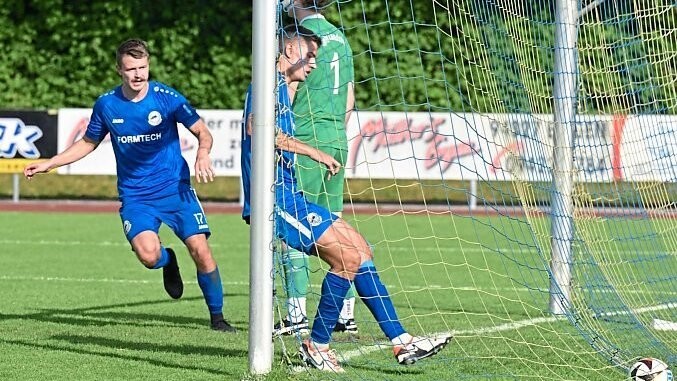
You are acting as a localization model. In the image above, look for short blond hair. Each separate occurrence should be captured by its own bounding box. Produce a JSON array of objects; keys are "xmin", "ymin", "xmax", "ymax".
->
[{"xmin": 116, "ymin": 39, "xmax": 150, "ymax": 67}]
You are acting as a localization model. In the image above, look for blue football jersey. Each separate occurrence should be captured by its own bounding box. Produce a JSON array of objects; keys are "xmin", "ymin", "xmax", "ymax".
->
[
  {"xmin": 85, "ymin": 81, "xmax": 201, "ymax": 202},
  {"xmin": 241, "ymin": 83, "xmax": 253, "ymax": 221},
  {"xmin": 241, "ymin": 73, "xmax": 298, "ymax": 221}
]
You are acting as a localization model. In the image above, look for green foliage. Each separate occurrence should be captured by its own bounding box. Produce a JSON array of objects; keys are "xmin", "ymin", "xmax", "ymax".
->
[
  {"xmin": 1, "ymin": 1, "xmax": 674, "ymax": 114},
  {"xmin": 1, "ymin": 0, "xmax": 252, "ymax": 109}
]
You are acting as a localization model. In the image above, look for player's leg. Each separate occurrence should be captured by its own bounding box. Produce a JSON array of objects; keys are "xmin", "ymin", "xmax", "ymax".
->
[
  {"xmin": 121, "ymin": 202, "xmax": 183, "ymax": 299},
  {"xmin": 335, "ymin": 287, "xmax": 358, "ymax": 333},
  {"xmin": 324, "ymin": 219, "xmax": 453, "ymax": 365},
  {"xmin": 275, "ymin": 197, "xmax": 350, "ymax": 372},
  {"xmin": 183, "ymin": 234, "xmax": 234, "ymax": 332},
  {"xmin": 320, "ymin": 150, "xmax": 358, "ymax": 334},
  {"xmin": 333, "ymin": 211, "xmax": 358, "ymax": 334},
  {"xmin": 274, "ymin": 242, "xmax": 310, "ymax": 337},
  {"xmin": 167, "ymin": 189, "xmax": 235, "ymax": 332},
  {"xmin": 287, "ymin": 153, "xmax": 325, "ymax": 326},
  {"xmin": 311, "ymin": 219, "xmax": 362, "ymax": 340},
  {"xmin": 298, "ymin": 149, "xmax": 359, "ymax": 334},
  {"xmin": 296, "ymin": 217, "xmax": 365, "ymax": 373}
]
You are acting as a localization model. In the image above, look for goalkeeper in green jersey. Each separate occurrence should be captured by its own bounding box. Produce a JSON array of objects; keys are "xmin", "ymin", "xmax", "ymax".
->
[{"xmin": 274, "ymin": 0, "xmax": 358, "ymax": 337}]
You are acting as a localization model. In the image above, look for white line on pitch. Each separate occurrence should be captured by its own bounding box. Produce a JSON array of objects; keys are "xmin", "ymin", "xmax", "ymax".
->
[
  {"xmin": 292, "ymin": 315, "xmax": 564, "ymax": 373},
  {"xmin": 1, "ymin": 238, "xmax": 665, "ymax": 258},
  {"xmin": 653, "ymin": 319, "xmax": 677, "ymax": 331},
  {"xmin": 0, "ymin": 274, "xmax": 526, "ymax": 294},
  {"xmin": 593, "ymin": 302, "xmax": 677, "ymax": 318},
  {"xmin": 1, "ymin": 274, "xmax": 673, "ymax": 297},
  {"xmin": 0, "ymin": 239, "xmax": 248, "ymax": 249},
  {"xmin": 339, "ymin": 315, "xmax": 564, "ymax": 358},
  {"xmin": 0, "ymin": 275, "xmax": 250, "ymax": 287},
  {"xmin": 293, "ymin": 298, "xmax": 677, "ymax": 373}
]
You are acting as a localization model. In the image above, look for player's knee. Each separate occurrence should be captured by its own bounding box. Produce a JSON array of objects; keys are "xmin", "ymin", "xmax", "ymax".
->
[
  {"xmin": 133, "ymin": 244, "xmax": 161, "ymax": 268},
  {"xmin": 188, "ymin": 246, "xmax": 216, "ymax": 270},
  {"xmin": 137, "ymin": 250, "xmax": 161, "ymax": 268},
  {"xmin": 342, "ymin": 251, "xmax": 361, "ymax": 275},
  {"xmin": 188, "ymin": 245, "xmax": 210, "ymax": 259},
  {"xmin": 359, "ymin": 243, "xmax": 374, "ymax": 263}
]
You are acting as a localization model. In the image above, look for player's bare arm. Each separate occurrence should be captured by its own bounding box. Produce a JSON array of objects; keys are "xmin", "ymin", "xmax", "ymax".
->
[
  {"xmin": 246, "ymin": 113, "xmax": 253, "ymax": 136},
  {"xmin": 345, "ymin": 81, "xmax": 355, "ymax": 125},
  {"xmin": 275, "ymin": 132, "xmax": 340, "ymax": 177},
  {"xmin": 188, "ymin": 119, "xmax": 215, "ymax": 183},
  {"xmin": 24, "ymin": 137, "xmax": 98, "ymax": 180},
  {"xmin": 245, "ymin": 111, "xmax": 331, "ymax": 170}
]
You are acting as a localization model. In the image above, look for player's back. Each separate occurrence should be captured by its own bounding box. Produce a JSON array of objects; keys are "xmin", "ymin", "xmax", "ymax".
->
[
  {"xmin": 293, "ymin": 15, "xmax": 354, "ymax": 150},
  {"xmin": 241, "ymin": 75, "xmax": 300, "ymax": 216}
]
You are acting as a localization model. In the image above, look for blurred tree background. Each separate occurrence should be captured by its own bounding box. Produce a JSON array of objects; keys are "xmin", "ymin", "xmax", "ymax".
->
[
  {"xmin": 1, "ymin": 0, "xmax": 252, "ymax": 109},
  {"xmin": 2, "ymin": 1, "xmax": 673, "ymax": 114},
  {"xmin": 1, "ymin": 0, "xmax": 674, "ymax": 203}
]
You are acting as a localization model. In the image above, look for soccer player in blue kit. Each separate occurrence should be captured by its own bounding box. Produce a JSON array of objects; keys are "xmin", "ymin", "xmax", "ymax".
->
[
  {"xmin": 24, "ymin": 39, "xmax": 235, "ymax": 332},
  {"xmin": 241, "ymin": 25, "xmax": 452, "ymax": 373}
]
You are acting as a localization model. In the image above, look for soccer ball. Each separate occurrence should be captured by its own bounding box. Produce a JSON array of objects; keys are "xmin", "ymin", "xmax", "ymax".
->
[{"xmin": 629, "ymin": 358, "xmax": 672, "ymax": 381}]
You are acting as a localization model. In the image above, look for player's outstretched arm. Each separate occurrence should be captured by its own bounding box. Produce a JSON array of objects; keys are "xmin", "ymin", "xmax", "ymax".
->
[
  {"xmin": 275, "ymin": 132, "xmax": 341, "ymax": 178},
  {"xmin": 24, "ymin": 138, "xmax": 98, "ymax": 180},
  {"xmin": 187, "ymin": 119, "xmax": 215, "ymax": 183}
]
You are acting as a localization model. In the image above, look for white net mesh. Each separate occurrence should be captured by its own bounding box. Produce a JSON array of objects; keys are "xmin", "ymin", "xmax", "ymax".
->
[{"xmin": 271, "ymin": 1, "xmax": 677, "ymax": 379}]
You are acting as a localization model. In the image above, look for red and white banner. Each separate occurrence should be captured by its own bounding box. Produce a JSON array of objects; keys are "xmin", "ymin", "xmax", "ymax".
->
[
  {"xmin": 346, "ymin": 112, "xmax": 677, "ymax": 182},
  {"xmin": 58, "ymin": 108, "xmax": 677, "ymax": 182},
  {"xmin": 57, "ymin": 109, "xmax": 243, "ymax": 176}
]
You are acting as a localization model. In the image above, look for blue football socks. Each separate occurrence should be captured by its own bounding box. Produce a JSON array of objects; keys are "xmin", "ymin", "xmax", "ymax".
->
[
  {"xmin": 151, "ymin": 246, "xmax": 171, "ymax": 269},
  {"xmin": 311, "ymin": 272, "xmax": 351, "ymax": 344},
  {"xmin": 197, "ymin": 267, "xmax": 224, "ymax": 315},
  {"xmin": 353, "ymin": 260, "xmax": 405, "ymax": 340}
]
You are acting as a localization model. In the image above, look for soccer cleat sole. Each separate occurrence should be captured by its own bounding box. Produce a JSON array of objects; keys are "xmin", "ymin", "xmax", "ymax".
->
[
  {"xmin": 398, "ymin": 335, "xmax": 453, "ymax": 365},
  {"xmin": 273, "ymin": 319, "xmax": 309, "ymax": 338},
  {"xmin": 333, "ymin": 320, "xmax": 358, "ymax": 334},
  {"xmin": 273, "ymin": 326, "xmax": 310, "ymax": 338}
]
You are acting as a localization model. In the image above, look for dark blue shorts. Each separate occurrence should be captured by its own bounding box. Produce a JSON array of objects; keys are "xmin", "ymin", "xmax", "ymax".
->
[{"xmin": 120, "ymin": 188, "xmax": 211, "ymax": 242}]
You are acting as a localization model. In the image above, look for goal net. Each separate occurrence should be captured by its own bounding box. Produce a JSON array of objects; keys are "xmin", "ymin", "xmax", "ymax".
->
[{"xmin": 272, "ymin": 1, "xmax": 677, "ymax": 379}]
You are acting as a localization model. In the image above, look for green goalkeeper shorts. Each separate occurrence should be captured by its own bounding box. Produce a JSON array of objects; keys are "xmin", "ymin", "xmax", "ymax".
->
[{"xmin": 295, "ymin": 147, "xmax": 347, "ymax": 213}]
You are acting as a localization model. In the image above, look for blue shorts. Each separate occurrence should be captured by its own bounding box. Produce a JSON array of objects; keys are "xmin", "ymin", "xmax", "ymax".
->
[
  {"xmin": 120, "ymin": 189, "xmax": 211, "ymax": 242},
  {"xmin": 275, "ymin": 189, "xmax": 338, "ymax": 254}
]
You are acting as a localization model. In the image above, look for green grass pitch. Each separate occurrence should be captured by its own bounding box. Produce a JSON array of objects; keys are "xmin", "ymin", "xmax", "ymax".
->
[{"xmin": 0, "ymin": 211, "xmax": 621, "ymax": 380}]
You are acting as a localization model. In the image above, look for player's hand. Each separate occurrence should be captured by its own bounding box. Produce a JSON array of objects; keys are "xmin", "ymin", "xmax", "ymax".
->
[
  {"xmin": 246, "ymin": 114, "xmax": 254, "ymax": 136},
  {"xmin": 194, "ymin": 149, "xmax": 215, "ymax": 183},
  {"xmin": 325, "ymin": 160, "xmax": 341, "ymax": 180},
  {"xmin": 315, "ymin": 150, "xmax": 341, "ymax": 180},
  {"xmin": 23, "ymin": 161, "xmax": 51, "ymax": 180}
]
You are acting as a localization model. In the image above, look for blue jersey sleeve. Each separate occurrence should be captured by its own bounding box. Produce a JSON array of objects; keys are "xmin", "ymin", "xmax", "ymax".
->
[
  {"xmin": 170, "ymin": 89, "xmax": 201, "ymax": 129},
  {"xmin": 240, "ymin": 85, "xmax": 253, "ymax": 221},
  {"xmin": 276, "ymin": 77, "xmax": 294, "ymax": 136},
  {"xmin": 243, "ymin": 84, "xmax": 253, "ymax": 121},
  {"xmin": 85, "ymin": 99, "xmax": 109, "ymax": 143}
]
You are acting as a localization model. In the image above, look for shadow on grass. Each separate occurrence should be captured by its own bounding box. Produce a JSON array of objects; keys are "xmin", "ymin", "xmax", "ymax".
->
[
  {"xmin": 345, "ymin": 363, "xmax": 426, "ymax": 376},
  {"xmin": 0, "ymin": 295, "xmax": 247, "ymax": 330},
  {"xmin": 0, "ymin": 294, "xmax": 251, "ymax": 332},
  {"xmin": 0, "ymin": 337, "xmax": 240, "ymax": 377},
  {"xmin": 0, "ymin": 296, "xmax": 248, "ymax": 377}
]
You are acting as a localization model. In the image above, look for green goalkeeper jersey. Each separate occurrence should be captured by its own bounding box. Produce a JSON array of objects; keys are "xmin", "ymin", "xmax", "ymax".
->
[{"xmin": 293, "ymin": 14, "xmax": 354, "ymax": 150}]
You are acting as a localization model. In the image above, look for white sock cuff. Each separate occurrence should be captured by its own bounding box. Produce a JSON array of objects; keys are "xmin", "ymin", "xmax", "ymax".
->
[{"xmin": 392, "ymin": 332, "xmax": 414, "ymax": 346}]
